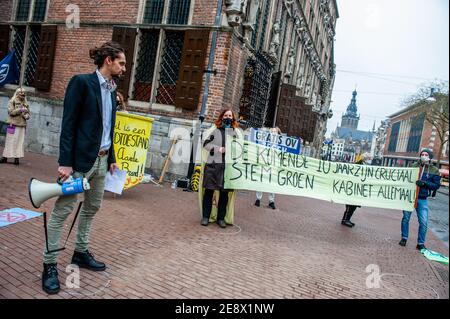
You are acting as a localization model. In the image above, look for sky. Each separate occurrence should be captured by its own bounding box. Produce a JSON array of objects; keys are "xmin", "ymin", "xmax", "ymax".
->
[{"xmin": 326, "ymin": 0, "xmax": 449, "ymax": 136}]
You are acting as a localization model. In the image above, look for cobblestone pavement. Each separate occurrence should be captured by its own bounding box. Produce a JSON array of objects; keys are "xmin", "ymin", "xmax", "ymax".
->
[{"xmin": 0, "ymin": 149, "xmax": 448, "ymax": 299}]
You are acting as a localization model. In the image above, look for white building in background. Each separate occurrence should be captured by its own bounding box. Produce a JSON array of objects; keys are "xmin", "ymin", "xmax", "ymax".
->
[{"xmin": 331, "ymin": 138, "xmax": 345, "ymax": 159}]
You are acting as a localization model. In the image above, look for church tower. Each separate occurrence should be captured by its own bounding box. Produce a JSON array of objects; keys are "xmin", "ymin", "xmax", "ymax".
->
[{"xmin": 341, "ymin": 90, "xmax": 360, "ymax": 130}]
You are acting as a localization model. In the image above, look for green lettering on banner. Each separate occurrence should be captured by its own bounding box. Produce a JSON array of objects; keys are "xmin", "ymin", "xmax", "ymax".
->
[{"xmin": 224, "ymin": 137, "xmax": 419, "ymax": 211}]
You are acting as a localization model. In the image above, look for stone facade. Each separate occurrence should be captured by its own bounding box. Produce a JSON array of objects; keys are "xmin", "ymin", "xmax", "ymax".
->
[{"xmin": 0, "ymin": 0, "xmax": 338, "ymax": 180}]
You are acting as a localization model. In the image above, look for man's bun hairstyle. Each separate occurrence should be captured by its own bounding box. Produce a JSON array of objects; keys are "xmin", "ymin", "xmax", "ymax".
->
[{"xmin": 89, "ymin": 41, "xmax": 124, "ymax": 67}]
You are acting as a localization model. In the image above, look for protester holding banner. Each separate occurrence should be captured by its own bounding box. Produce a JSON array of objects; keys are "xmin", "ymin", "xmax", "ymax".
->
[
  {"xmin": 255, "ymin": 127, "xmax": 282, "ymax": 210},
  {"xmin": 399, "ymin": 148, "xmax": 441, "ymax": 250},
  {"xmin": 1, "ymin": 88, "xmax": 30, "ymax": 165},
  {"xmin": 41, "ymin": 41, "xmax": 125, "ymax": 295},
  {"xmin": 341, "ymin": 153, "xmax": 372, "ymax": 227},
  {"xmin": 200, "ymin": 109, "xmax": 239, "ymax": 228}
]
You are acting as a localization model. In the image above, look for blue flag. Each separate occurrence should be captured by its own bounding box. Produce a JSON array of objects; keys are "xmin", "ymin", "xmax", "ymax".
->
[{"xmin": 0, "ymin": 50, "xmax": 19, "ymax": 87}]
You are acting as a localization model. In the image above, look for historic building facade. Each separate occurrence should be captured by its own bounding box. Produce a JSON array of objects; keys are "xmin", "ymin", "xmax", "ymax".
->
[
  {"xmin": 0, "ymin": 0, "xmax": 338, "ymax": 178},
  {"xmin": 383, "ymin": 103, "xmax": 449, "ymax": 169}
]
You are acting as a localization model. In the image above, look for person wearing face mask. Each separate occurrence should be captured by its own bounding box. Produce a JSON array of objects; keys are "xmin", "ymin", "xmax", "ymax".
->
[
  {"xmin": 399, "ymin": 148, "xmax": 441, "ymax": 250},
  {"xmin": 1, "ymin": 88, "xmax": 31, "ymax": 165},
  {"xmin": 200, "ymin": 108, "xmax": 239, "ymax": 228},
  {"xmin": 341, "ymin": 152, "xmax": 373, "ymax": 227}
]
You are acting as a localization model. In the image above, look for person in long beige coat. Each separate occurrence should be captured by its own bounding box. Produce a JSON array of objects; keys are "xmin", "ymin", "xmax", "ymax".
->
[{"xmin": 1, "ymin": 88, "xmax": 30, "ymax": 165}]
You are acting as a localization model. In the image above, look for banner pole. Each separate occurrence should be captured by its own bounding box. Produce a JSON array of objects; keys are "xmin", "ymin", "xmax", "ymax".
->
[{"xmin": 414, "ymin": 166, "xmax": 423, "ymax": 209}]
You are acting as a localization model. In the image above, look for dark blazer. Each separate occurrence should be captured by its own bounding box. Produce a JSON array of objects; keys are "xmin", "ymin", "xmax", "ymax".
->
[{"xmin": 59, "ymin": 72, "xmax": 117, "ymax": 173}]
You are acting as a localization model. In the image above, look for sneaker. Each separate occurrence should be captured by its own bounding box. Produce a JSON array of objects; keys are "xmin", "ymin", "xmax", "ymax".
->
[
  {"xmin": 201, "ymin": 218, "xmax": 209, "ymax": 226},
  {"xmin": 416, "ymin": 244, "xmax": 426, "ymax": 251},
  {"xmin": 268, "ymin": 202, "xmax": 276, "ymax": 210},
  {"xmin": 399, "ymin": 238, "xmax": 407, "ymax": 246},
  {"xmin": 254, "ymin": 199, "xmax": 260, "ymax": 207}
]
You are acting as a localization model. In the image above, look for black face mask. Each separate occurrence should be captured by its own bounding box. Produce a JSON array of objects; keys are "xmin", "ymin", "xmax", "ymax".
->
[{"xmin": 222, "ymin": 117, "xmax": 233, "ymax": 127}]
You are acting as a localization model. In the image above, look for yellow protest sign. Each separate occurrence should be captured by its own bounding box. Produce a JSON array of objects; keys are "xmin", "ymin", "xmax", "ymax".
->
[{"xmin": 113, "ymin": 112, "xmax": 153, "ymax": 190}]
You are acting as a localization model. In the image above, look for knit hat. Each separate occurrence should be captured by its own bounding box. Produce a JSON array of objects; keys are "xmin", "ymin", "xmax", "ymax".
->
[{"xmin": 420, "ymin": 148, "xmax": 434, "ymax": 159}]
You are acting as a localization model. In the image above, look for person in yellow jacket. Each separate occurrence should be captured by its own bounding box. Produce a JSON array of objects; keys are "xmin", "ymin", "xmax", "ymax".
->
[{"xmin": 199, "ymin": 108, "xmax": 239, "ymax": 228}]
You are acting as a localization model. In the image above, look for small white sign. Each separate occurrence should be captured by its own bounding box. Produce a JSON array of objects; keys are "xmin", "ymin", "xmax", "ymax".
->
[{"xmin": 104, "ymin": 169, "xmax": 127, "ymax": 195}]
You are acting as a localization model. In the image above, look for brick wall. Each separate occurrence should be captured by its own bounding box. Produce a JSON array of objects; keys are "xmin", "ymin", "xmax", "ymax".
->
[
  {"xmin": 385, "ymin": 108, "xmax": 449, "ymax": 164},
  {"xmin": 47, "ymin": 0, "xmax": 140, "ymax": 24},
  {"xmin": 39, "ymin": 26, "xmax": 113, "ymax": 100},
  {"xmin": 222, "ymin": 33, "xmax": 248, "ymax": 116},
  {"xmin": 192, "ymin": 0, "xmax": 220, "ymax": 26},
  {"xmin": 0, "ymin": 0, "xmax": 13, "ymax": 21}
]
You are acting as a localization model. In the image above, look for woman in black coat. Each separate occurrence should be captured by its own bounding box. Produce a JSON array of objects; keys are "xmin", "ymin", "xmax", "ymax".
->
[{"xmin": 201, "ymin": 108, "xmax": 239, "ymax": 228}]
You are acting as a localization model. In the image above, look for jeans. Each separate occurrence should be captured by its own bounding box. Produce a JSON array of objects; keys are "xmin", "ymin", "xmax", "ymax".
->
[
  {"xmin": 401, "ymin": 199, "xmax": 429, "ymax": 245},
  {"xmin": 256, "ymin": 192, "xmax": 275, "ymax": 203}
]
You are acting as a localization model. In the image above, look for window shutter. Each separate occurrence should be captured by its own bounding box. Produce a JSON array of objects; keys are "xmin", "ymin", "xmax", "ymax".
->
[
  {"xmin": 174, "ymin": 29, "xmax": 210, "ymax": 110},
  {"xmin": 34, "ymin": 25, "xmax": 57, "ymax": 91},
  {"xmin": 112, "ymin": 27, "xmax": 137, "ymax": 100},
  {"xmin": 276, "ymin": 84, "xmax": 296, "ymax": 134},
  {"xmin": 0, "ymin": 25, "xmax": 11, "ymax": 60}
]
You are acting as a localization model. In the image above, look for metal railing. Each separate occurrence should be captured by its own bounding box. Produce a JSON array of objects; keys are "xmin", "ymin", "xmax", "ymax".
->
[
  {"xmin": 12, "ymin": 25, "xmax": 41, "ymax": 87},
  {"xmin": 132, "ymin": 30, "xmax": 160, "ymax": 102},
  {"xmin": 155, "ymin": 31, "xmax": 184, "ymax": 105},
  {"xmin": 143, "ymin": 0, "xmax": 165, "ymax": 24},
  {"xmin": 167, "ymin": 0, "xmax": 191, "ymax": 25}
]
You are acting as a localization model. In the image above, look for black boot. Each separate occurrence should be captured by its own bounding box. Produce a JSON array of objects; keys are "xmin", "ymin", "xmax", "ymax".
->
[
  {"xmin": 217, "ymin": 220, "xmax": 226, "ymax": 228},
  {"xmin": 14, "ymin": 158, "xmax": 19, "ymax": 165},
  {"xmin": 0, "ymin": 157, "xmax": 6, "ymax": 164},
  {"xmin": 341, "ymin": 208, "xmax": 353, "ymax": 227},
  {"xmin": 346, "ymin": 209, "xmax": 355, "ymax": 227},
  {"xmin": 42, "ymin": 263, "xmax": 60, "ymax": 294},
  {"xmin": 71, "ymin": 250, "xmax": 106, "ymax": 271}
]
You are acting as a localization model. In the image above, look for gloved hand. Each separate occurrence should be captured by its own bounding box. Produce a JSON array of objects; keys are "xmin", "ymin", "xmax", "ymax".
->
[{"xmin": 416, "ymin": 180, "xmax": 426, "ymax": 187}]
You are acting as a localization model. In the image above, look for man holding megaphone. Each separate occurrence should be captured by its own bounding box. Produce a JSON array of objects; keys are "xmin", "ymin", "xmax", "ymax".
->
[{"xmin": 40, "ymin": 41, "xmax": 125, "ymax": 295}]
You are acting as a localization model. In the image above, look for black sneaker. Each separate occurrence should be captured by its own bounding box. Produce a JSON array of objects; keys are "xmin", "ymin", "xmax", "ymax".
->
[
  {"xmin": 42, "ymin": 263, "xmax": 60, "ymax": 294},
  {"xmin": 255, "ymin": 199, "xmax": 260, "ymax": 207},
  {"xmin": 71, "ymin": 250, "xmax": 106, "ymax": 271},
  {"xmin": 268, "ymin": 202, "xmax": 276, "ymax": 210},
  {"xmin": 399, "ymin": 239, "xmax": 407, "ymax": 246},
  {"xmin": 416, "ymin": 244, "xmax": 426, "ymax": 251}
]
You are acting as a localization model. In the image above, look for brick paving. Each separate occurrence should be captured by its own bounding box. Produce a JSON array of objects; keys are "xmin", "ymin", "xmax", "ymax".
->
[{"xmin": 0, "ymin": 148, "xmax": 448, "ymax": 299}]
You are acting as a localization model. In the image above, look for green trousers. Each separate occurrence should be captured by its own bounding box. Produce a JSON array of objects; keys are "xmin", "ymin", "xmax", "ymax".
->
[{"xmin": 43, "ymin": 156, "xmax": 108, "ymax": 264}]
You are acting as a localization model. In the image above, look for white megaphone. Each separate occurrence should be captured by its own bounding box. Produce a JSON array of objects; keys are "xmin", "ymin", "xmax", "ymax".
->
[{"xmin": 28, "ymin": 177, "xmax": 91, "ymax": 208}]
